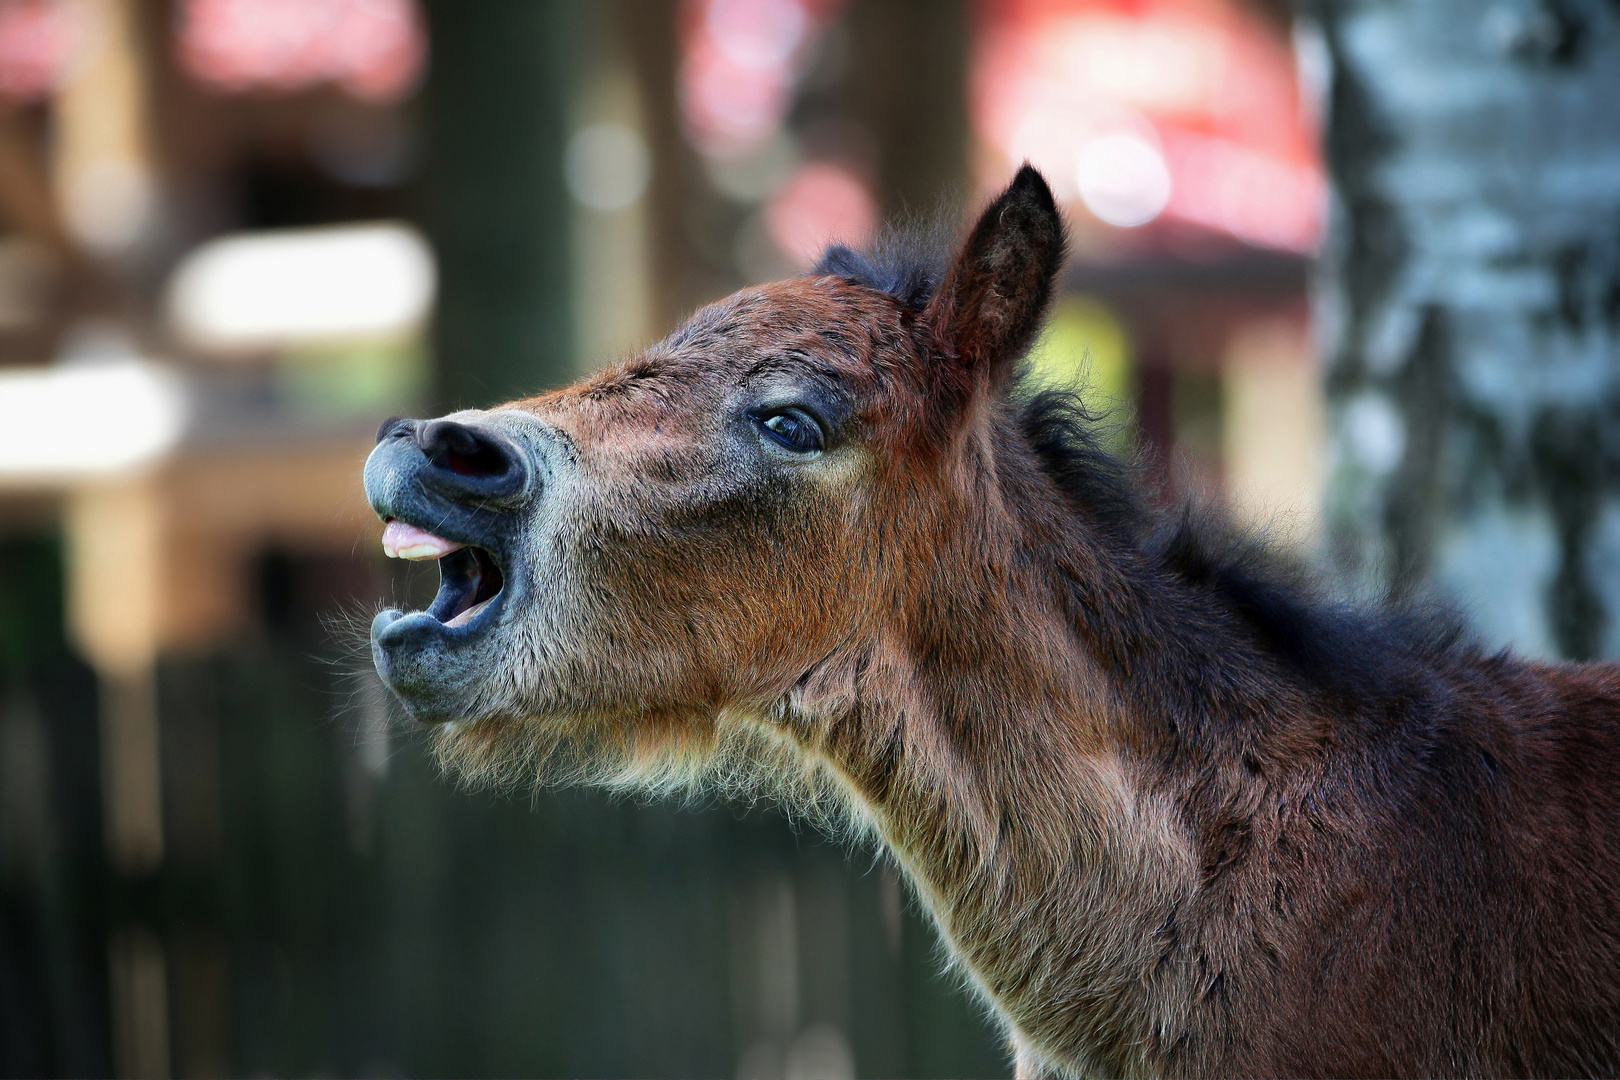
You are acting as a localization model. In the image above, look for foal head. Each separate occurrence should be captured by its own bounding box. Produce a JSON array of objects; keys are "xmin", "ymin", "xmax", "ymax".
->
[{"xmin": 364, "ymin": 166, "xmax": 1068, "ymax": 790}]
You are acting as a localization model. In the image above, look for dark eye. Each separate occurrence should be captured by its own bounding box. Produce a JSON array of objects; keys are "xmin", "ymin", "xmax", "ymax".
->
[{"xmin": 754, "ymin": 408, "xmax": 824, "ymax": 455}]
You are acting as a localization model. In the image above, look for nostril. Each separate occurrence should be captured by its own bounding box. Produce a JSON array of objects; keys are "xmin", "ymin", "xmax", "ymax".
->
[
  {"xmin": 417, "ymin": 420, "xmax": 518, "ymax": 481},
  {"xmin": 377, "ymin": 416, "xmax": 417, "ymax": 444}
]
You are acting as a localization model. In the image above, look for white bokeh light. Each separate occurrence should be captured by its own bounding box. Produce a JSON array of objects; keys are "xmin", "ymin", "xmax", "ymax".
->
[
  {"xmin": 565, "ymin": 122, "xmax": 651, "ymax": 212},
  {"xmin": 0, "ymin": 359, "xmax": 187, "ymax": 481},
  {"xmin": 167, "ymin": 221, "xmax": 435, "ymax": 353},
  {"xmin": 1075, "ymin": 133, "xmax": 1173, "ymax": 228}
]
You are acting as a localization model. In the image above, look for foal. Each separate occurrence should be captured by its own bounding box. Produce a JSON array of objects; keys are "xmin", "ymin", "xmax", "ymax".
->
[{"xmin": 364, "ymin": 166, "xmax": 1620, "ymax": 1078}]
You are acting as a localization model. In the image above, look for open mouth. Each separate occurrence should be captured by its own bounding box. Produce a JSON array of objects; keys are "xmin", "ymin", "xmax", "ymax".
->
[{"xmin": 381, "ymin": 519, "xmax": 505, "ymax": 630}]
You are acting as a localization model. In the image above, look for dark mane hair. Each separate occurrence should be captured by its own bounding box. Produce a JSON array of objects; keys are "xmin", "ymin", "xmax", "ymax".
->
[
  {"xmin": 1020, "ymin": 385, "xmax": 1476, "ymax": 720},
  {"xmin": 815, "ymin": 234, "xmax": 1475, "ymax": 712}
]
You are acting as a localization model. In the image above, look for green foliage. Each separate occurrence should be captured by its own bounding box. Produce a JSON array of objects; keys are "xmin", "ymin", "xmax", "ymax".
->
[{"xmin": 1023, "ymin": 294, "xmax": 1132, "ymax": 416}]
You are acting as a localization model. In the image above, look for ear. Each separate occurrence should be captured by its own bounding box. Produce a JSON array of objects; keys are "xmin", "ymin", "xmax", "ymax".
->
[{"xmin": 920, "ymin": 165, "xmax": 1066, "ymax": 393}]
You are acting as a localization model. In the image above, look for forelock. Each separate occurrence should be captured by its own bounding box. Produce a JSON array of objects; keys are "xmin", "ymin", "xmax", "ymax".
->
[{"xmin": 810, "ymin": 224, "xmax": 952, "ymax": 311}]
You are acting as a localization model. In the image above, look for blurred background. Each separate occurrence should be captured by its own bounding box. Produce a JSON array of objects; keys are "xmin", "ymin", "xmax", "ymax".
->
[{"xmin": 0, "ymin": 0, "xmax": 1616, "ymax": 1076}]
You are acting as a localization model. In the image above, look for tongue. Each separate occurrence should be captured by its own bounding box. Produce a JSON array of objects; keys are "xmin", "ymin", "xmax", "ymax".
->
[{"xmin": 381, "ymin": 520, "xmax": 464, "ymax": 561}]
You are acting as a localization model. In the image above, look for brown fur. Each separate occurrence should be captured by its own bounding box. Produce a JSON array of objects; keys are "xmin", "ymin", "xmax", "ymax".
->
[{"xmin": 368, "ymin": 167, "xmax": 1620, "ymax": 1078}]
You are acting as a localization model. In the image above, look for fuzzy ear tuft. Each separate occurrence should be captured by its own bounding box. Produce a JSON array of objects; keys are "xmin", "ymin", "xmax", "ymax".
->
[
  {"xmin": 921, "ymin": 165, "xmax": 1066, "ymax": 393},
  {"xmin": 812, "ymin": 244, "xmax": 866, "ymax": 278}
]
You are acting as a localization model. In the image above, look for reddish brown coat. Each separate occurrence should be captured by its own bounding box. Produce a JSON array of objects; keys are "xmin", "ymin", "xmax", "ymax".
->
[{"xmin": 365, "ymin": 167, "xmax": 1620, "ymax": 1078}]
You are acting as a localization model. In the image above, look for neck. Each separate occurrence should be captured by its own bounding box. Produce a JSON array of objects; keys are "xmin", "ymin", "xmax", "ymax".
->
[
  {"xmin": 782, "ymin": 493, "xmax": 1206, "ymax": 1077},
  {"xmin": 773, "ymin": 406, "xmax": 1401, "ymax": 1075}
]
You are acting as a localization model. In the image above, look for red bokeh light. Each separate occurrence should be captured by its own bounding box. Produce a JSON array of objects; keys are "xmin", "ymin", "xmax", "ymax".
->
[
  {"xmin": 678, "ymin": 0, "xmax": 841, "ymax": 154},
  {"xmin": 178, "ymin": 0, "xmax": 425, "ymax": 103},
  {"xmin": 764, "ymin": 161, "xmax": 878, "ymax": 267},
  {"xmin": 0, "ymin": 0, "xmax": 72, "ymax": 102},
  {"xmin": 973, "ymin": 0, "xmax": 1324, "ymax": 252}
]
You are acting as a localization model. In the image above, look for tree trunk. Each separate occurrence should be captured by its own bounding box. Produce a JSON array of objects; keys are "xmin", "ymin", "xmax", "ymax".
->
[{"xmin": 1312, "ymin": 0, "xmax": 1620, "ymax": 660}]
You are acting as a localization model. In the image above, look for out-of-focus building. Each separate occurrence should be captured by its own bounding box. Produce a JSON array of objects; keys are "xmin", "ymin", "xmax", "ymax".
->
[
  {"xmin": 0, "ymin": 2, "xmax": 1325, "ymax": 1077},
  {"xmin": 972, "ymin": 0, "xmax": 1325, "ymax": 538}
]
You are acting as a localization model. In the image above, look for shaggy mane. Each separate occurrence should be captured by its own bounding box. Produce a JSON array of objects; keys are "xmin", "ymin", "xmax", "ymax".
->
[
  {"xmin": 1018, "ymin": 387, "xmax": 1476, "ymax": 708},
  {"xmin": 814, "ymin": 230, "xmax": 1475, "ymax": 711}
]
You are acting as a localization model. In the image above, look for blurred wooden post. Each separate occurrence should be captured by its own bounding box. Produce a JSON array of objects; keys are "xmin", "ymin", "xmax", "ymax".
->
[
  {"xmin": 569, "ymin": 6, "xmax": 653, "ymax": 372},
  {"xmin": 1222, "ymin": 315, "xmax": 1323, "ymax": 544},
  {"xmin": 64, "ymin": 481, "xmax": 169, "ymax": 1080},
  {"xmin": 106, "ymin": 926, "xmax": 170, "ymax": 1080},
  {"xmin": 616, "ymin": 0, "xmax": 717, "ymax": 331},
  {"xmin": 66, "ymin": 482, "xmax": 165, "ymax": 874},
  {"xmin": 843, "ymin": 0, "xmax": 970, "ymax": 218},
  {"xmin": 52, "ymin": 0, "xmax": 156, "ymax": 256},
  {"xmin": 419, "ymin": 0, "xmax": 579, "ymax": 408},
  {"xmin": 51, "ymin": 0, "xmax": 170, "ymax": 1075}
]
